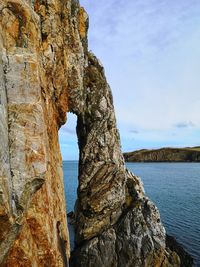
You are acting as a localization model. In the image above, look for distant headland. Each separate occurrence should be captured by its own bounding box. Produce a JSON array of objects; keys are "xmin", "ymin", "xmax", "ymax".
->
[{"xmin": 124, "ymin": 147, "xmax": 200, "ymax": 162}]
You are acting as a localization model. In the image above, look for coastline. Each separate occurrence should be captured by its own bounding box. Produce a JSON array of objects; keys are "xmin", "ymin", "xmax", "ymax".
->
[
  {"xmin": 67, "ymin": 211, "xmax": 194, "ymax": 266},
  {"xmin": 166, "ymin": 235, "xmax": 194, "ymax": 267},
  {"xmin": 123, "ymin": 147, "xmax": 200, "ymax": 163}
]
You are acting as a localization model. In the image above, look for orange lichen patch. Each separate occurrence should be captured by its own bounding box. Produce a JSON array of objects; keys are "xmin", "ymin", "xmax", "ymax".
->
[
  {"xmin": 26, "ymin": 217, "xmax": 45, "ymax": 240},
  {"xmin": 0, "ymin": 0, "xmax": 39, "ymax": 50},
  {"xmin": 25, "ymin": 20, "xmax": 39, "ymax": 47},
  {"xmin": 3, "ymin": 220, "xmax": 56, "ymax": 267},
  {"xmin": 4, "ymin": 248, "xmax": 33, "ymax": 267},
  {"xmin": 56, "ymin": 91, "xmax": 68, "ymax": 125},
  {"xmin": 42, "ymin": 40, "xmax": 49, "ymax": 50},
  {"xmin": 30, "ymin": 63, "xmax": 38, "ymax": 73},
  {"xmin": 79, "ymin": 7, "xmax": 88, "ymax": 39},
  {"xmin": 4, "ymin": 15, "xmax": 19, "ymax": 40},
  {"xmin": 3, "ymin": 224, "xmax": 36, "ymax": 267},
  {"xmin": 33, "ymin": 0, "xmax": 40, "ymax": 13},
  {"xmin": 0, "ymin": 8, "xmax": 18, "ymax": 49},
  {"xmin": 25, "ymin": 144, "xmax": 45, "ymax": 165}
]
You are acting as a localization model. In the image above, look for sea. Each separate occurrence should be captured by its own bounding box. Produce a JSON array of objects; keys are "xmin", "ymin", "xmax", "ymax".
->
[{"xmin": 63, "ymin": 161, "xmax": 200, "ymax": 266}]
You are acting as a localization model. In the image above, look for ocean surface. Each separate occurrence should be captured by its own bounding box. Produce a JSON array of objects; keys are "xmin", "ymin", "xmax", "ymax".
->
[{"xmin": 63, "ymin": 161, "xmax": 200, "ymax": 266}]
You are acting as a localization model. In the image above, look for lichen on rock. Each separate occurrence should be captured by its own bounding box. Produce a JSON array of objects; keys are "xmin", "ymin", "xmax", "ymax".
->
[
  {"xmin": 0, "ymin": 0, "xmax": 79, "ymax": 265},
  {"xmin": 0, "ymin": 0, "xmax": 183, "ymax": 266}
]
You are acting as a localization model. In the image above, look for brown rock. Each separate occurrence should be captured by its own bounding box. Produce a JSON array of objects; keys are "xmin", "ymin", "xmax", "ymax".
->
[{"xmin": 0, "ymin": 0, "xmax": 87, "ymax": 265}]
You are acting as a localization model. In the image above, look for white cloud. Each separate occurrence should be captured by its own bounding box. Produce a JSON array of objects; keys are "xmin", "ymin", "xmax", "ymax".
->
[{"xmin": 174, "ymin": 121, "xmax": 195, "ymax": 129}]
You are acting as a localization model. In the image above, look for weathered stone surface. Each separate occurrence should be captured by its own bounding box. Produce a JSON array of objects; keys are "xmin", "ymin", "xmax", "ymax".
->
[
  {"xmin": 166, "ymin": 235, "xmax": 194, "ymax": 267},
  {"xmin": 69, "ymin": 52, "xmax": 181, "ymax": 267},
  {"xmin": 0, "ymin": 0, "xmax": 184, "ymax": 266},
  {"xmin": 70, "ymin": 53, "xmax": 126, "ymax": 243},
  {"xmin": 0, "ymin": 0, "xmax": 88, "ymax": 265}
]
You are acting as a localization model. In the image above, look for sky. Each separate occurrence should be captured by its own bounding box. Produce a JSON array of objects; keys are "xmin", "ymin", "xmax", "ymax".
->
[{"xmin": 59, "ymin": 0, "xmax": 200, "ymax": 160}]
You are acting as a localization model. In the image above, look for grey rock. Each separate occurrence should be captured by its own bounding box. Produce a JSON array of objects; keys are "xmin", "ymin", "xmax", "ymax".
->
[{"xmin": 69, "ymin": 52, "xmax": 180, "ymax": 266}]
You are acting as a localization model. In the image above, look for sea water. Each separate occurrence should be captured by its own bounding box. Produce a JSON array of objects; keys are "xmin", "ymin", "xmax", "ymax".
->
[{"xmin": 63, "ymin": 161, "xmax": 200, "ymax": 266}]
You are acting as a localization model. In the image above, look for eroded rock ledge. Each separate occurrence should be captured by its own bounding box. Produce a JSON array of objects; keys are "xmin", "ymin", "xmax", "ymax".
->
[{"xmin": 0, "ymin": 0, "xmax": 184, "ymax": 266}]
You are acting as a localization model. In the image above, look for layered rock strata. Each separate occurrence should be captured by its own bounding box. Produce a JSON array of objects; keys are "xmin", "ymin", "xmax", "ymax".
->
[
  {"xmin": 69, "ymin": 53, "xmax": 180, "ymax": 267},
  {"xmin": 0, "ymin": 0, "xmax": 182, "ymax": 266}
]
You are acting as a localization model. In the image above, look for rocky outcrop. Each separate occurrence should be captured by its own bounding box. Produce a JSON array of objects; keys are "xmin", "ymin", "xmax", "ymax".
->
[
  {"xmin": 0, "ymin": 0, "xmax": 183, "ymax": 266},
  {"xmin": 68, "ymin": 52, "xmax": 181, "ymax": 267},
  {"xmin": 0, "ymin": 0, "xmax": 87, "ymax": 265},
  {"xmin": 124, "ymin": 147, "xmax": 200, "ymax": 162},
  {"xmin": 166, "ymin": 235, "xmax": 194, "ymax": 267}
]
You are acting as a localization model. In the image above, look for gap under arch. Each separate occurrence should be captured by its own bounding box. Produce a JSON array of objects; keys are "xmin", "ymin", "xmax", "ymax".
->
[{"xmin": 59, "ymin": 112, "xmax": 79, "ymax": 251}]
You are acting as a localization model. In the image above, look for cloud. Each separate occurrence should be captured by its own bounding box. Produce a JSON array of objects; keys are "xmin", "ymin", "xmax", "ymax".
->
[
  {"xmin": 174, "ymin": 121, "xmax": 195, "ymax": 128},
  {"xmin": 130, "ymin": 130, "xmax": 139, "ymax": 134}
]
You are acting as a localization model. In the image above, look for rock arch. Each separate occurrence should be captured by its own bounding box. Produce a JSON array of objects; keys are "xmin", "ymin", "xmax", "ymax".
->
[
  {"xmin": 0, "ymin": 0, "xmax": 180, "ymax": 266},
  {"xmin": 68, "ymin": 52, "xmax": 179, "ymax": 267}
]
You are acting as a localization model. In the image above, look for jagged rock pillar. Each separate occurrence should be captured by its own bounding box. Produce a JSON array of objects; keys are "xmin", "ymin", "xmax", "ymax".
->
[{"xmin": 69, "ymin": 53, "xmax": 180, "ymax": 267}]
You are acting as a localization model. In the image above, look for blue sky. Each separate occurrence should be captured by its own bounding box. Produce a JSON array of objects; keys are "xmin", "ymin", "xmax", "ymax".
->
[{"xmin": 59, "ymin": 0, "xmax": 200, "ymax": 160}]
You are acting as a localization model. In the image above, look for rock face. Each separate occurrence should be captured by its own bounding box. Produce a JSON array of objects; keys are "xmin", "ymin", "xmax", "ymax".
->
[
  {"xmin": 0, "ymin": 0, "xmax": 87, "ymax": 265},
  {"xmin": 69, "ymin": 54, "xmax": 180, "ymax": 267},
  {"xmin": 166, "ymin": 235, "xmax": 194, "ymax": 267},
  {"xmin": 0, "ymin": 0, "xmax": 182, "ymax": 266},
  {"xmin": 124, "ymin": 147, "xmax": 200, "ymax": 162}
]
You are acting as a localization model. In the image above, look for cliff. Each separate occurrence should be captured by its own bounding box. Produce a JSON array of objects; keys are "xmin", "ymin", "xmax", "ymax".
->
[
  {"xmin": 0, "ymin": 0, "xmax": 84, "ymax": 265},
  {"xmin": 124, "ymin": 147, "xmax": 200, "ymax": 162},
  {"xmin": 0, "ymin": 0, "xmax": 183, "ymax": 266}
]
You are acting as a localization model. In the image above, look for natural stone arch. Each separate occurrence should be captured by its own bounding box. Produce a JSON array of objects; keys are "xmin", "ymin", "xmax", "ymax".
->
[
  {"xmin": 0, "ymin": 0, "xmax": 181, "ymax": 266},
  {"xmin": 68, "ymin": 52, "xmax": 179, "ymax": 267},
  {"xmin": 70, "ymin": 52, "xmax": 127, "ymax": 242}
]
